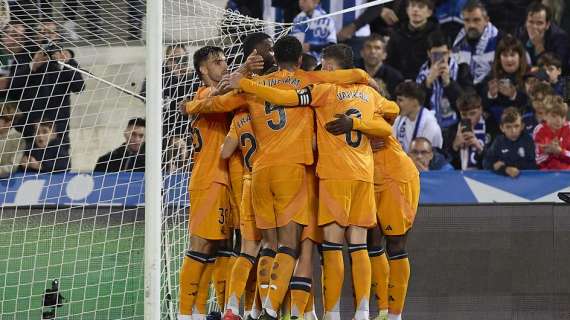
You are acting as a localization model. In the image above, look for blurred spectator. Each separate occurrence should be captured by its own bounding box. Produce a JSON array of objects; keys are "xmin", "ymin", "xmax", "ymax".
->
[
  {"xmin": 393, "ymin": 81, "xmax": 443, "ymax": 152},
  {"xmin": 369, "ymin": 0, "xmax": 406, "ymax": 36},
  {"xmin": 0, "ymin": 102, "xmax": 24, "ymax": 177},
  {"xmin": 385, "ymin": 0, "xmax": 440, "ymax": 79},
  {"xmin": 0, "ymin": 23, "xmax": 31, "ymax": 95},
  {"xmin": 94, "ymin": 118, "xmax": 146, "ymax": 172},
  {"xmin": 537, "ymin": 53, "xmax": 565, "ymax": 95},
  {"xmin": 452, "ymin": 0, "xmax": 500, "ymax": 85},
  {"xmin": 516, "ymin": 2, "xmax": 569, "ymax": 73},
  {"xmin": 523, "ymin": 81, "xmax": 554, "ymax": 134},
  {"xmin": 226, "ymin": 0, "xmax": 263, "ymax": 20},
  {"xmin": 20, "ymin": 119, "xmax": 70, "ymax": 173},
  {"xmin": 300, "ymin": 53, "xmax": 318, "ymax": 71},
  {"xmin": 483, "ymin": 107, "xmax": 537, "ymax": 177},
  {"xmin": 271, "ymin": 0, "xmax": 301, "ymax": 23},
  {"xmin": 485, "ymin": 0, "xmax": 533, "ymax": 35},
  {"xmin": 355, "ymin": 33, "xmax": 403, "ymax": 98},
  {"xmin": 434, "ymin": 0, "xmax": 468, "ymax": 41},
  {"xmin": 61, "ymin": 0, "xmax": 102, "ymax": 40},
  {"xmin": 409, "ymin": 137, "xmax": 454, "ymax": 171},
  {"xmin": 417, "ymin": 31, "xmax": 471, "ymax": 133},
  {"xmin": 9, "ymin": 43, "xmax": 85, "ymax": 142},
  {"xmin": 290, "ymin": 0, "xmax": 337, "ymax": 61},
  {"xmin": 164, "ymin": 135, "xmax": 188, "ymax": 174},
  {"xmin": 523, "ymin": 67, "xmax": 550, "ymax": 95},
  {"xmin": 482, "ymin": 34, "xmax": 529, "ymax": 123},
  {"xmin": 35, "ymin": 20, "xmax": 60, "ymax": 45},
  {"xmin": 533, "ymin": 95, "xmax": 570, "ymax": 169},
  {"xmin": 446, "ymin": 89, "xmax": 498, "ymax": 169}
]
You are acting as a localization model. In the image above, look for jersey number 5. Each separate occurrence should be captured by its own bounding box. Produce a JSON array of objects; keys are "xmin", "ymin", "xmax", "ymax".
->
[
  {"xmin": 240, "ymin": 132, "xmax": 257, "ymax": 171},
  {"xmin": 265, "ymin": 102, "xmax": 287, "ymax": 130},
  {"xmin": 345, "ymin": 108, "xmax": 362, "ymax": 148}
]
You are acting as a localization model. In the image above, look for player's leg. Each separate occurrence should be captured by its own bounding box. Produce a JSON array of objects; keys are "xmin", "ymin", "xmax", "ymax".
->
[
  {"xmin": 194, "ymin": 257, "xmax": 216, "ymax": 317},
  {"xmin": 213, "ymin": 240, "xmax": 233, "ymax": 311},
  {"xmin": 346, "ymin": 226, "xmax": 372, "ymax": 320},
  {"xmin": 290, "ymin": 239, "xmax": 315, "ymax": 319},
  {"xmin": 321, "ymin": 223, "xmax": 345, "ymax": 320},
  {"xmin": 225, "ymin": 238, "xmax": 261, "ymax": 319},
  {"xmin": 369, "ymin": 227, "xmax": 389, "ymax": 320},
  {"xmin": 385, "ymin": 234, "xmax": 409, "ymax": 320}
]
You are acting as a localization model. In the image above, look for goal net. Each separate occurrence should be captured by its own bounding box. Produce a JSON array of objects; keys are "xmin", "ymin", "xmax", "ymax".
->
[{"xmin": 0, "ymin": 0, "xmax": 292, "ymax": 319}]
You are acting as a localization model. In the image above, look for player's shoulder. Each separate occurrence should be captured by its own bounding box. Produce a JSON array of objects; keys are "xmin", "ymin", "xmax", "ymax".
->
[{"xmin": 195, "ymin": 86, "xmax": 211, "ymax": 99}]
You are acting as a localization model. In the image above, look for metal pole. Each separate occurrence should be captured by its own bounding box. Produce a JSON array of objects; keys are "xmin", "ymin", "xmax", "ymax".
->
[{"xmin": 144, "ymin": 0, "xmax": 163, "ymax": 317}]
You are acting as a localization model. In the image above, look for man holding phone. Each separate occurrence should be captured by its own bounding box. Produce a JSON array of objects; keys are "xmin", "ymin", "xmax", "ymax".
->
[{"xmin": 445, "ymin": 88, "xmax": 498, "ymax": 170}]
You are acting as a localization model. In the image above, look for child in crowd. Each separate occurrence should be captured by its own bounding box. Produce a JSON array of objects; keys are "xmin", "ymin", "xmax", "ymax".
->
[
  {"xmin": 483, "ymin": 107, "xmax": 537, "ymax": 177},
  {"xmin": 290, "ymin": 0, "xmax": 337, "ymax": 60},
  {"xmin": 20, "ymin": 119, "xmax": 70, "ymax": 173},
  {"xmin": 533, "ymin": 95, "xmax": 570, "ymax": 170},
  {"xmin": 523, "ymin": 82, "xmax": 555, "ymax": 134},
  {"xmin": 0, "ymin": 102, "xmax": 24, "ymax": 178},
  {"xmin": 537, "ymin": 53, "xmax": 564, "ymax": 96}
]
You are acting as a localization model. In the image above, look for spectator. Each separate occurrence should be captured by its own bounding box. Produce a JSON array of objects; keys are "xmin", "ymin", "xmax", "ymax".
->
[
  {"xmin": 385, "ymin": 0, "xmax": 440, "ymax": 79},
  {"xmin": 537, "ymin": 53, "xmax": 565, "ymax": 95},
  {"xmin": 523, "ymin": 68, "xmax": 550, "ymax": 96},
  {"xmin": 94, "ymin": 118, "xmax": 146, "ymax": 172},
  {"xmin": 20, "ymin": 119, "xmax": 70, "ymax": 173},
  {"xmin": 417, "ymin": 31, "xmax": 471, "ymax": 133},
  {"xmin": 533, "ymin": 95, "xmax": 570, "ymax": 170},
  {"xmin": 446, "ymin": 89, "xmax": 498, "ymax": 170},
  {"xmin": 409, "ymin": 137, "xmax": 454, "ymax": 171},
  {"xmin": 355, "ymin": 33, "xmax": 403, "ymax": 98},
  {"xmin": 0, "ymin": 102, "xmax": 24, "ymax": 178},
  {"xmin": 434, "ymin": 0, "xmax": 468, "ymax": 41},
  {"xmin": 0, "ymin": 23, "xmax": 31, "ymax": 95},
  {"xmin": 290, "ymin": 0, "xmax": 337, "ymax": 61},
  {"xmin": 9, "ymin": 43, "xmax": 85, "ymax": 143},
  {"xmin": 523, "ymin": 82, "xmax": 555, "ymax": 134},
  {"xmin": 482, "ymin": 34, "xmax": 529, "ymax": 123},
  {"xmin": 300, "ymin": 53, "xmax": 318, "ymax": 71},
  {"xmin": 483, "ymin": 107, "xmax": 537, "ymax": 177},
  {"xmin": 516, "ymin": 1, "xmax": 569, "ymax": 73},
  {"xmin": 452, "ymin": 0, "xmax": 500, "ymax": 86},
  {"xmin": 485, "ymin": 0, "xmax": 534, "ymax": 35},
  {"xmin": 34, "ymin": 20, "xmax": 60, "ymax": 46},
  {"xmin": 393, "ymin": 81, "xmax": 443, "ymax": 152},
  {"xmin": 164, "ymin": 135, "xmax": 189, "ymax": 174}
]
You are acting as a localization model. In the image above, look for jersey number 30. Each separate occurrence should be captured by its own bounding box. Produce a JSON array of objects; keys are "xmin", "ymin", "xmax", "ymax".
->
[{"xmin": 265, "ymin": 102, "xmax": 287, "ymax": 130}]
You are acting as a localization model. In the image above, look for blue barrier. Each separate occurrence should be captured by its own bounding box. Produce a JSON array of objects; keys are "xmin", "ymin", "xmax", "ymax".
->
[{"xmin": 0, "ymin": 171, "xmax": 569, "ymax": 207}]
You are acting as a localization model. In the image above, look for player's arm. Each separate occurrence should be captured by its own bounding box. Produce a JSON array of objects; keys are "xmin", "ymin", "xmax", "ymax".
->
[
  {"xmin": 307, "ymin": 68, "xmax": 371, "ymax": 85},
  {"xmin": 221, "ymin": 121, "xmax": 239, "ymax": 159},
  {"xmin": 183, "ymin": 90, "xmax": 247, "ymax": 114},
  {"xmin": 237, "ymin": 77, "xmax": 318, "ymax": 107},
  {"xmin": 376, "ymin": 93, "xmax": 400, "ymax": 125}
]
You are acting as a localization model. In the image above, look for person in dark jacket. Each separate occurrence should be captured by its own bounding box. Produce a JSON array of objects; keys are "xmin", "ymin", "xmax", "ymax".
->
[
  {"xmin": 484, "ymin": 107, "xmax": 537, "ymax": 177},
  {"xmin": 94, "ymin": 118, "xmax": 146, "ymax": 172},
  {"xmin": 515, "ymin": 1, "xmax": 569, "ymax": 73},
  {"xmin": 355, "ymin": 33, "xmax": 403, "ymax": 98},
  {"xmin": 409, "ymin": 137, "xmax": 454, "ymax": 171},
  {"xmin": 484, "ymin": 0, "xmax": 534, "ymax": 35},
  {"xmin": 385, "ymin": 0, "xmax": 440, "ymax": 79},
  {"xmin": 19, "ymin": 119, "xmax": 70, "ymax": 173},
  {"xmin": 9, "ymin": 44, "xmax": 85, "ymax": 141}
]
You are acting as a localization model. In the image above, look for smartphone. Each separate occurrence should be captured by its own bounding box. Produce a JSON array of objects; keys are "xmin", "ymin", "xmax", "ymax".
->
[
  {"xmin": 431, "ymin": 51, "xmax": 444, "ymax": 63},
  {"xmin": 460, "ymin": 118, "xmax": 472, "ymax": 132},
  {"xmin": 498, "ymin": 78, "xmax": 512, "ymax": 87},
  {"xmin": 558, "ymin": 192, "xmax": 570, "ymax": 204}
]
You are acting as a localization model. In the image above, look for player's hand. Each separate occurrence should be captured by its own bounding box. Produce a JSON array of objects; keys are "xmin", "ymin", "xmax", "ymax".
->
[
  {"xmin": 325, "ymin": 114, "xmax": 353, "ymax": 135},
  {"xmin": 227, "ymin": 71, "xmax": 244, "ymax": 89},
  {"xmin": 369, "ymin": 136, "xmax": 385, "ymax": 152},
  {"xmin": 367, "ymin": 77, "xmax": 381, "ymax": 93},
  {"xmin": 178, "ymin": 99, "xmax": 189, "ymax": 115},
  {"xmin": 212, "ymin": 74, "xmax": 232, "ymax": 95},
  {"xmin": 505, "ymin": 166, "xmax": 520, "ymax": 178},
  {"xmin": 242, "ymin": 49, "xmax": 264, "ymax": 74}
]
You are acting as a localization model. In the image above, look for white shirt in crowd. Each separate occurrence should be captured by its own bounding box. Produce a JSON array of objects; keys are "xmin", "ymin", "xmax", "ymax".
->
[{"xmin": 393, "ymin": 107, "xmax": 443, "ymax": 152}]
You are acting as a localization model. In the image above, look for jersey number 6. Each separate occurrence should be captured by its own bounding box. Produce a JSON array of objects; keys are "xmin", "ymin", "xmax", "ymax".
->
[{"xmin": 345, "ymin": 108, "xmax": 362, "ymax": 148}]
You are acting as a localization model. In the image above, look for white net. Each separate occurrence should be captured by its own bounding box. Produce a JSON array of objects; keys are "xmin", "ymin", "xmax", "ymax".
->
[{"xmin": 0, "ymin": 0, "xmax": 293, "ymax": 319}]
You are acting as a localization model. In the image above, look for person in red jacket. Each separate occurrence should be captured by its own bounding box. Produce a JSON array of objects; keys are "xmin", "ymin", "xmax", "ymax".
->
[{"xmin": 533, "ymin": 95, "xmax": 570, "ymax": 170}]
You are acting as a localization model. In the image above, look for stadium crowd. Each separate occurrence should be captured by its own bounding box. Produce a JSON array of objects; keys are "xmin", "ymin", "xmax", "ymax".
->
[{"xmin": 0, "ymin": 0, "xmax": 569, "ymax": 178}]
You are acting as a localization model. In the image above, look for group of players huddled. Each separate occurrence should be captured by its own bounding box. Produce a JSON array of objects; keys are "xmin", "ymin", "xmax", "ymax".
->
[{"xmin": 177, "ymin": 33, "xmax": 420, "ymax": 320}]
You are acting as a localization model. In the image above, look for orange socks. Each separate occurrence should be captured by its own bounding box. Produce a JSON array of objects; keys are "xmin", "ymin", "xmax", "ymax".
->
[
  {"xmin": 321, "ymin": 241, "xmax": 344, "ymax": 320},
  {"xmin": 257, "ymin": 248, "xmax": 276, "ymax": 303},
  {"xmin": 226, "ymin": 254, "xmax": 256, "ymax": 314},
  {"xmin": 370, "ymin": 246, "xmax": 390, "ymax": 312},
  {"xmin": 290, "ymin": 277, "xmax": 312, "ymax": 318},
  {"xmin": 224, "ymin": 254, "xmax": 238, "ymax": 307},
  {"xmin": 388, "ymin": 252, "xmax": 410, "ymax": 316},
  {"xmin": 213, "ymin": 250, "xmax": 232, "ymax": 310},
  {"xmin": 178, "ymin": 251, "xmax": 210, "ymax": 316},
  {"xmin": 194, "ymin": 257, "xmax": 215, "ymax": 316},
  {"xmin": 349, "ymin": 244, "xmax": 371, "ymax": 320},
  {"xmin": 263, "ymin": 246, "xmax": 298, "ymax": 318}
]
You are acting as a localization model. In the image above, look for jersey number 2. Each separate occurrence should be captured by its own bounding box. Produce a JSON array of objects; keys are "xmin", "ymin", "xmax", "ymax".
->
[
  {"xmin": 265, "ymin": 102, "xmax": 287, "ymax": 130},
  {"xmin": 240, "ymin": 132, "xmax": 257, "ymax": 171}
]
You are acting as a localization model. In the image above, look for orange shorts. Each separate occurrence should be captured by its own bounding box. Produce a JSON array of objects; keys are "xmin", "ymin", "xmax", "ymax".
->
[
  {"xmin": 318, "ymin": 179, "xmax": 376, "ymax": 228},
  {"xmin": 240, "ymin": 175, "xmax": 261, "ymax": 241},
  {"xmin": 375, "ymin": 176, "xmax": 420, "ymax": 236},
  {"xmin": 189, "ymin": 183, "xmax": 230, "ymax": 240},
  {"xmin": 301, "ymin": 167, "xmax": 322, "ymax": 243},
  {"xmin": 252, "ymin": 164, "xmax": 311, "ymax": 229}
]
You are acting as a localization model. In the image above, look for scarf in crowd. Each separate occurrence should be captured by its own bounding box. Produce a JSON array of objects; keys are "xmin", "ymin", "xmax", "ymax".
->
[
  {"xmin": 460, "ymin": 116, "xmax": 487, "ymax": 170},
  {"xmin": 416, "ymin": 57, "xmax": 459, "ymax": 129},
  {"xmin": 452, "ymin": 22, "xmax": 499, "ymax": 84}
]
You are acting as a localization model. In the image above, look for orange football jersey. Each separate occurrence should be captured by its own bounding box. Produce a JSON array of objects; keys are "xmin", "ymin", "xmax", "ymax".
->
[
  {"xmin": 227, "ymin": 109, "xmax": 257, "ymax": 174},
  {"xmin": 188, "ymin": 86, "xmax": 230, "ymax": 191}
]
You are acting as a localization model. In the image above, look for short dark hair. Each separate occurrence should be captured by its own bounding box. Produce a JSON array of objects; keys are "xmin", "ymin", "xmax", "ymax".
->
[
  {"xmin": 409, "ymin": 0, "xmax": 435, "ymax": 11},
  {"xmin": 427, "ymin": 30, "xmax": 448, "ymax": 50},
  {"xmin": 501, "ymin": 107, "xmax": 521, "ymax": 124},
  {"xmin": 537, "ymin": 52, "xmax": 562, "ymax": 68},
  {"xmin": 127, "ymin": 117, "xmax": 146, "ymax": 128},
  {"xmin": 243, "ymin": 32, "xmax": 271, "ymax": 58},
  {"xmin": 193, "ymin": 46, "xmax": 224, "ymax": 80},
  {"xmin": 462, "ymin": 0, "xmax": 487, "ymax": 15},
  {"xmin": 530, "ymin": 82, "xmax": 555, "ymax": 99},
  {"xmin": 300, "ymin": 53, "xmax": 317, "ymax": 71},
  {"xmin": 273, "ymin": 36, "xmax": 303, "ymax": 64},
  {"xmin": 394, "ymin": 81, "xmax": 426, "ymax": 104},
  {"xmin": 363, "ymin": 33, "xmax": 385, "ymax": 46},
  {"xmin": 526, "ymin": 1, "xmax": 552, "ymax": 23},
  {"xmin": 411, "ymin": 137, "xmax": 433, "ymax": 150},
  {"xmin": 457, "ymin": 88, "xmax": 482, "ymax": 111},
  {"xmin": 322, "ymin": 44, "xmax": 354, "ymax": 69}
]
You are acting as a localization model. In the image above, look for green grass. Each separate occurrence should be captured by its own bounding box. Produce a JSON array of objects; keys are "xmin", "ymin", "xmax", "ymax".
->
[{"xmin": 0, "ymin": 216, "xmax": 145, "ymax": 319}]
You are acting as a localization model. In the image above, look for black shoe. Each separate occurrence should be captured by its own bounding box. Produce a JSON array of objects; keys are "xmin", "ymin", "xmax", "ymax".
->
[
  {"xmin": 207, "ymin": 311, "xmax": 222, "ymax": 320},
  {"xmin": 258, "ymin": 310, "xmax": 277, "ymax": 320}
]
